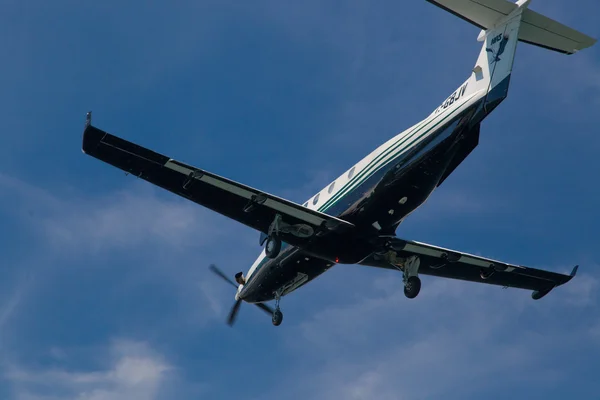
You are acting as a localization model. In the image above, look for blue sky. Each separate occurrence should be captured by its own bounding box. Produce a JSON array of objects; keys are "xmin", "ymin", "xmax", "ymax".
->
[{"xmin": 1, "ymin": 0, "xmax": 599, "ymax": 399}]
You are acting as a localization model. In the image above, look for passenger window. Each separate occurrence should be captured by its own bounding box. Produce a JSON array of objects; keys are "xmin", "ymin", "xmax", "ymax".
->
[
  {"xmin": 328, "ymin": 181, "xmax": 335, "ymax": 194},
  {"xmin": 348, "ymin": 166, "xmax": 356, "ymax": 179},
  {"xmin": 312, "ymin": 193, "xmax": 320, "ymax": 205},
  {"xmin": 303, "ymin": 202, "xmax": 308, "ymax": 207}
]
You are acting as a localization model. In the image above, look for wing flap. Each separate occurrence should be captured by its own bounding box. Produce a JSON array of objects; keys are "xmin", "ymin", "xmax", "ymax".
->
[
  {"xmin": 81, "ymin": 118, "xmax": 354, "ymax": 245},
  {"xmin": 362, "ymin": 236, "xmax": 576, "ymax": 295}
]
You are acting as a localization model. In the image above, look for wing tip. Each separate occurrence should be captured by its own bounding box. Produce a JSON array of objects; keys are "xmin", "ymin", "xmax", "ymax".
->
[
  {"xmin": 561, "ymin": 264, "xmax": 579, "ymax": 284},
  {"xmin": 570, "ymin": 264, "xmax": 579, "ymax": 277},
  {"xmin": 531, "ymin": 265, "xmax": 579, "ymax": 300},
  {"xmin": 85, "ymin": 110, "xmax": 92, "ymax": 128},
  {"xmin": 82, "ymin": 111, "xmax": 92, "ymax": 154},
  {"xmin": 81, "ymin": 111, "xmax": 106, "ymax": 156}
]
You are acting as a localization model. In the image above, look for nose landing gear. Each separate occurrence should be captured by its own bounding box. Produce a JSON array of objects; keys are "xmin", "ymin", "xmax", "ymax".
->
[
  {"xmin": 272, "ymin": 309, "xmax": 283, "ymax": 326},
  {"xmin": 272, "ymin": 289, "xmax": 284, "ymax": 326}
]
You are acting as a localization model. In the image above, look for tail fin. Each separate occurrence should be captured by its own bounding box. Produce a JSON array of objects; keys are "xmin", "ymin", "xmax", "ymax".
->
[{"xmin": 427, "ymin": 0, "xmax": 596, "ymax": 116}]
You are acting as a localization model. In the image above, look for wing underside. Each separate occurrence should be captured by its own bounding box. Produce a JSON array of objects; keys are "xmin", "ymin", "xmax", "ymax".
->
[
  {"xmin": 361, "ymin": 236, "xmax": 577, "ymax": 298},
  {"xmin": 81, "ymin": 113, "xmax": 354, "ymax": 246}
]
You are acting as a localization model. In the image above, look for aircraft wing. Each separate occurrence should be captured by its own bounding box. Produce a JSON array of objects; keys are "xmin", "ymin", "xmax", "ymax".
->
[
  {"xmin": 361, "ymin": 236, "xmax": 577, "ymax": 299},
  {"xmin": 80, "ymin": 113, "xmax": 354, "ymax": 244}
]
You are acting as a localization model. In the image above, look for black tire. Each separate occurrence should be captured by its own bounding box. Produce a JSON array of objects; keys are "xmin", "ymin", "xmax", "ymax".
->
[
  {"xmin": 404, "ymin": 276, "xmax": 421, "ymax": 299},
  {"xmin": 272, "ymin": 309, "xmax": 283, "ymax": 326},
  {"xmin": 265, "ymin": 235, "xmax": 281, "ymax": 258}
]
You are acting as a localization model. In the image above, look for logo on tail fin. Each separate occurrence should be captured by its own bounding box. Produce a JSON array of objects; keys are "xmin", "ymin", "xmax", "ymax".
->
[{"xmin": 486, "ymin": 33, "xmax": 509, "ymax": 64}]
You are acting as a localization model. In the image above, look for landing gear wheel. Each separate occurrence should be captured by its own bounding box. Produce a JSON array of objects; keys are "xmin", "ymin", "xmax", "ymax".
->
[
  {"xmin": 265, "ymin": 235, "xmax": 281, "ymax": 258},
  {"xmin": 272, "ymin": 309, "xmax": 283, "ymax": 326},
  {"xmin": 404, "ymin": 276, "xmax": 421, "ymax": 299}
]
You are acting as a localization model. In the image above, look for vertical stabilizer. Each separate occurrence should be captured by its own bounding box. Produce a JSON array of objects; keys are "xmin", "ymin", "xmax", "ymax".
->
[
  {"xmin": 474, "ymin": 0, "xmax": 527, "ymax": 114},
  {"xmin": 426, "ymin": 0, "xmax": 596, "ymax": 118}
]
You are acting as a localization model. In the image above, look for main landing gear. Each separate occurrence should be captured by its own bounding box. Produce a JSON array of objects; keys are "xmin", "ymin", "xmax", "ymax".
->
[
  {"xmin": 381, "ymin": 249, "xmax": 423, "ymax": 299},
  {"xmin": 264, "ymin": 214, "xmax": 284, "ymax": 259},
  {"xmin": 404, "ymin": 276, "xmax": 421, "ymax": 299},
  {"xmin": 272, "ymin": 289, "xmax": 283, "ymax": 326},
  {"xmin": 402, "ymin": 255, "xmax": 422, "ymax": 299},
  {"xmin": 265, "ymin": 235, "xmax": 282, "ymax": 259},
  {"xmin": 260, "ymin": 213, "xmax": 316, "ymax": 259}
]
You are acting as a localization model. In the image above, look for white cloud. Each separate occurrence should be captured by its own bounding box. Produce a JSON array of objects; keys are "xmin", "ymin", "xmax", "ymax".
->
[
  {"xmin": 274, "ymin": 270, "xmax": 594, "ymax": 400},
  {"xmin": 5, "ymin": 339, "xmax": 180, "ymax": 400},
  {"xmin": 0, "ymin": 171, "xmax": 244, "ymax": 331},
  {"xmin": 560, "ymin": 272, "xmax": 598, "ymax": 306},
  {"xmin": 0, "ymin": 2, "xmax": 595, "ymax": 400},
  {"xmin": 0, "ymin": 289, "xmax": 21, "ymax": 332},
  {"xmin": 590, "ymin": 321, "xmax": 600, "ymax": 342},
  {"xmin": 39, "ymin": 186, "xmax": 224, "ymax": 255},
  {"xmin": 0, "ymin": 173, "xmax": 226, "ymax": 255},
  {"xmin": 0, "ymin": 273, "xmax": 35, "ymax": 345}
]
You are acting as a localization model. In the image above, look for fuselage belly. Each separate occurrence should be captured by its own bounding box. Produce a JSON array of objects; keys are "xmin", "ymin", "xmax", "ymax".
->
[{"xmin": 240, "ymin": 100, "xmax": 485, "ymax": 303}]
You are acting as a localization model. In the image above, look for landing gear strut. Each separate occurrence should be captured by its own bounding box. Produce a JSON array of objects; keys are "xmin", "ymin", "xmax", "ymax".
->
[
  {"xmin": 261, "ymin": 213, "xmax": 316, "ymax": 259},
  {"xmin": 381, "ymin": 250, "xmax": 423, "ymax": 299},
  {"xmin": 402, "ymin": 255, "xmax": 421, "ymax": 299},
  {"xmin": 272, "ymin": 289, "xmax": 283, "ymax": 326}
]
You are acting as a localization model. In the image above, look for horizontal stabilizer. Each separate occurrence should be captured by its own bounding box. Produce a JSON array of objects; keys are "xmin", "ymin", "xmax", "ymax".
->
[
  {"xmin": 427, "ymin": 0, "xmax": 597, "ymax": 54},
  {"xmin": 520, "ymin": 9, "xmax": 597, "ymax": 54},
  {"xmin": 426, "ymin": 0, "xmax": 515, "ymax": 29}
]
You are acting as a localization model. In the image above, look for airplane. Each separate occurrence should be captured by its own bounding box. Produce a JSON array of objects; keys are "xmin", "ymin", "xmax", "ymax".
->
[{"xmin": 81, "ymin": 0, "xmax": 596, "ymax": 327}]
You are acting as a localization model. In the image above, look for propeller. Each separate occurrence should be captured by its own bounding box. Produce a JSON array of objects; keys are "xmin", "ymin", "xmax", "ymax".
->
[{"xmin": 209, "ymin": 264, "xmax": 275, "ymax": 326}]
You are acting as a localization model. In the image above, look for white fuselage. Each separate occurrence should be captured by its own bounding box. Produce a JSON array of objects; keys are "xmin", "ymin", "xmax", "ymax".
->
[{"xmin": 241, "ymin": 88, "xmax": 489, "ymax": 296}]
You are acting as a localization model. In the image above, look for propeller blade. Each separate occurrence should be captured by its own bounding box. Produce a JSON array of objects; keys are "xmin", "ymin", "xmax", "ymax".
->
[
  {"xmin": 254, "ymin": 302, "xmax": 275, "ymax": 316},
  {"xmin": 209, "ymin": 264, "xmax": 238, "ymax": 289},
  {"xmin": 227, "ymin": 298, "xmax": 243, "ymax": 326},
  {"xmin": 210, "ymin": 264, "xmax": 274, "ymax": 326}
]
